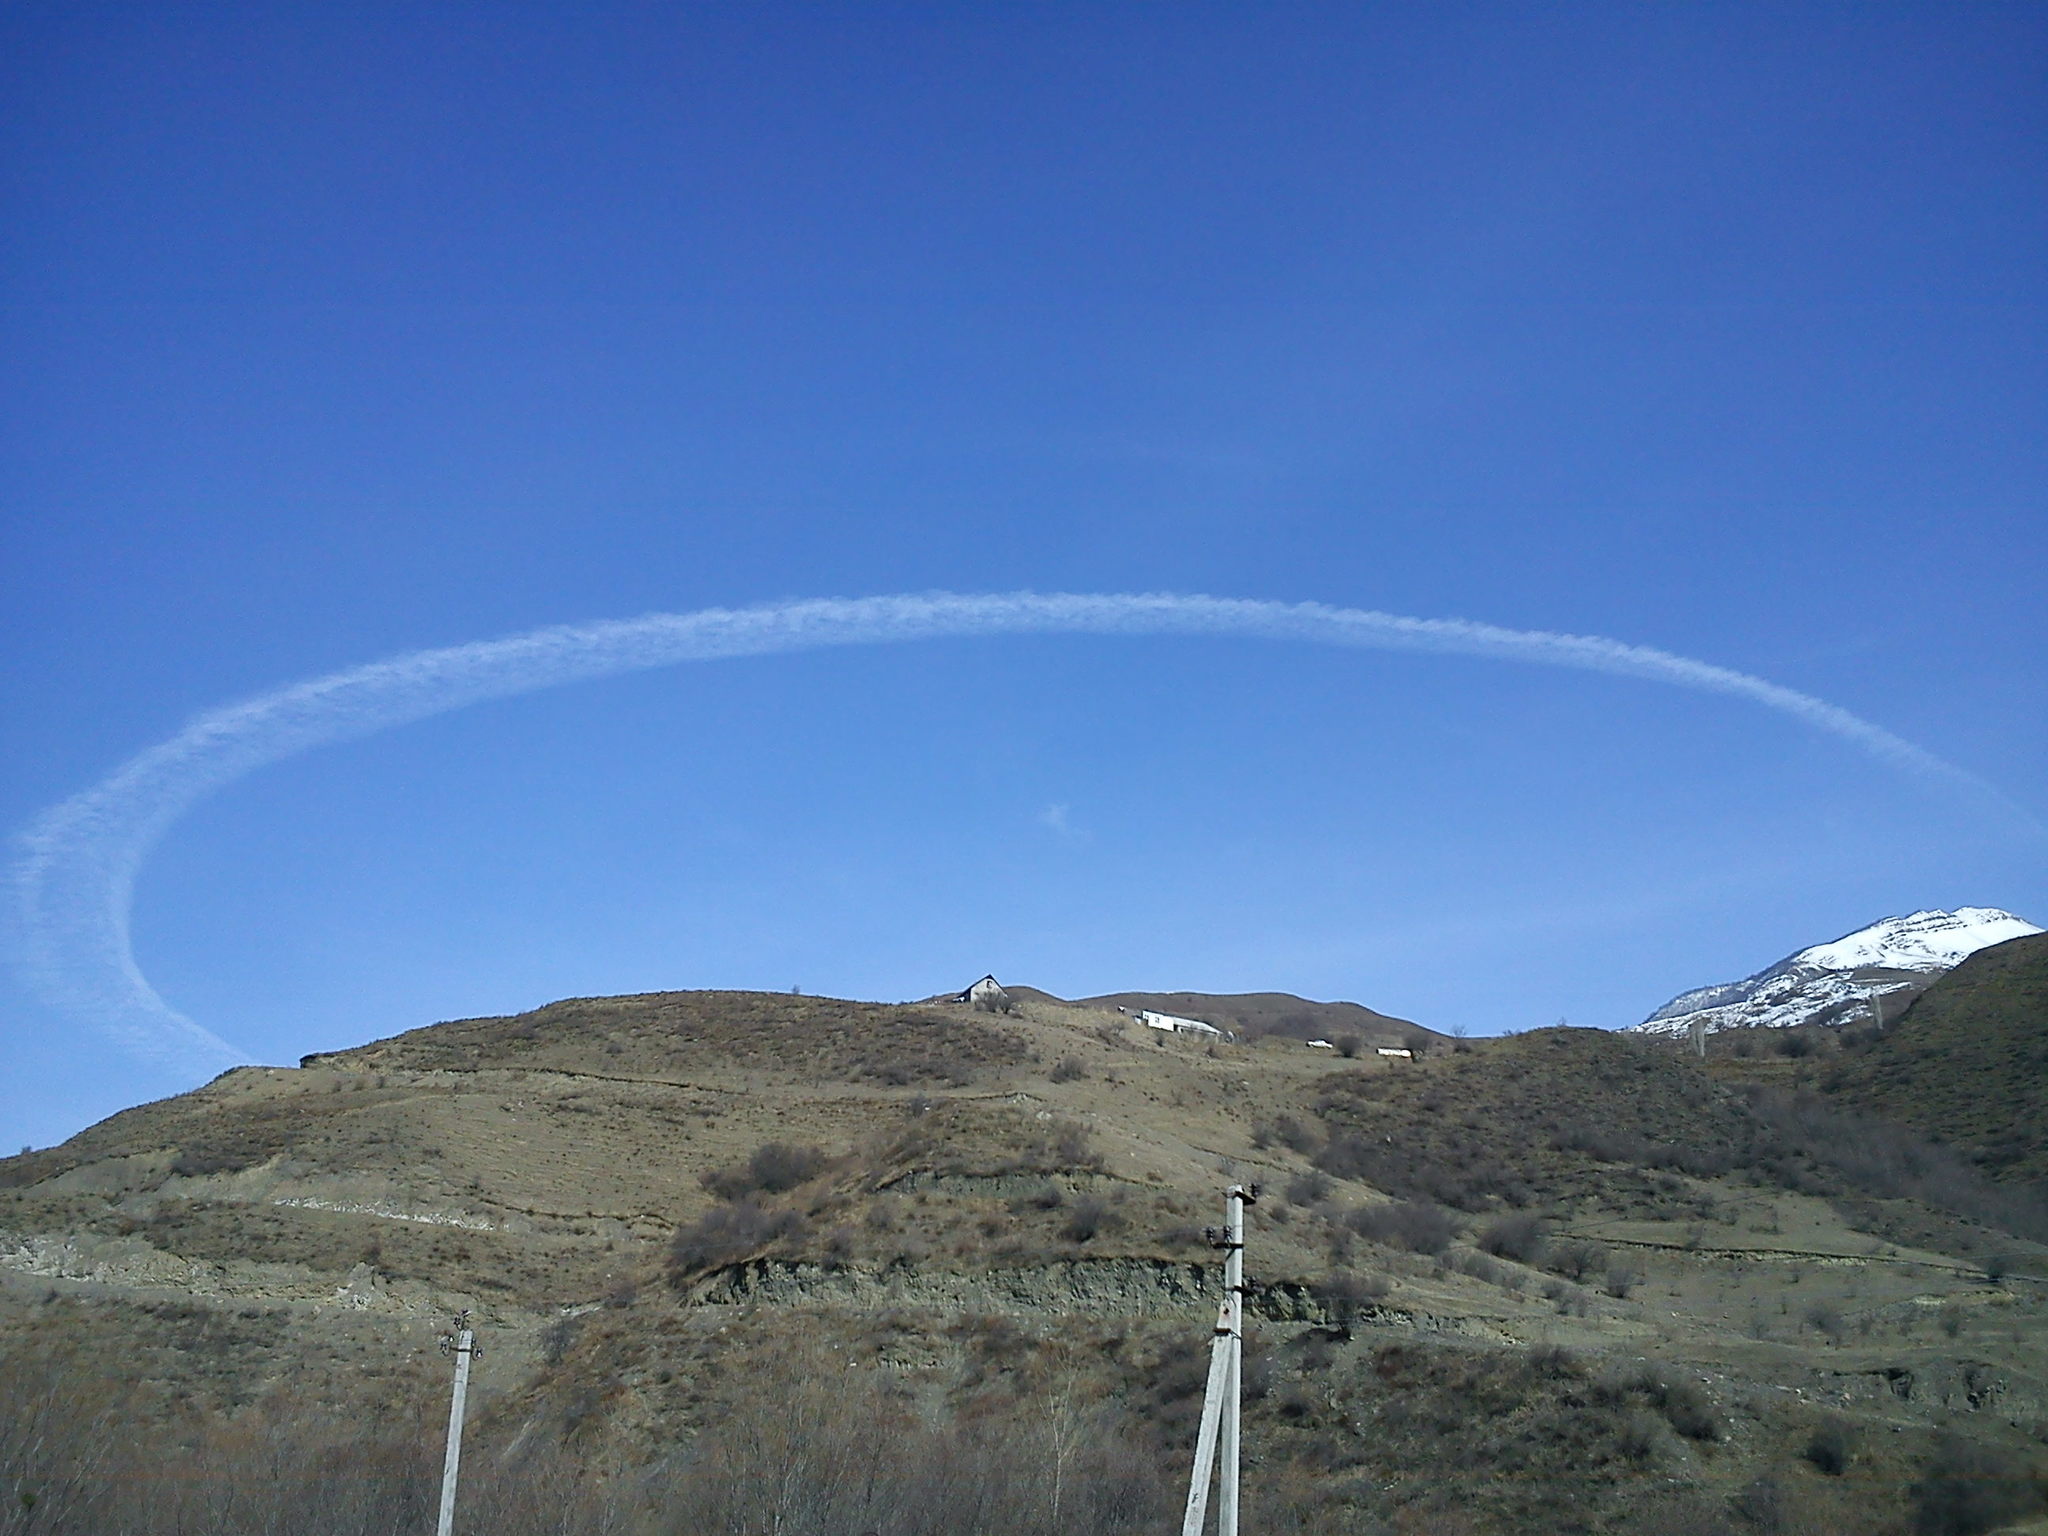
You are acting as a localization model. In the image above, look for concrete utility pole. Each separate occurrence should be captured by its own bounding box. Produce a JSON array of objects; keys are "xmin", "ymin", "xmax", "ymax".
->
[
  {"xmin": 435, "ymin": 1312, "xmax": 480, "ymax": 1536},
  {"xmin": 1182, "ymin": 1182, "xmax": 1256, "ymax": 1536}
]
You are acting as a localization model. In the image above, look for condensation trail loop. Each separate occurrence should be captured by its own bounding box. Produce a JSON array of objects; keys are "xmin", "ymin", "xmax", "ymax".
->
[{"xmin": 8, "ymin": 591, "xmax": 2032, "ymax": 1076}]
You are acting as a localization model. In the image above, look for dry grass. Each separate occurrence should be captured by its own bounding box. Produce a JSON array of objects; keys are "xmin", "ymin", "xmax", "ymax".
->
[{"xmin": 4, "ymin": 988, "xmax": 2047, "ymax": 1535}]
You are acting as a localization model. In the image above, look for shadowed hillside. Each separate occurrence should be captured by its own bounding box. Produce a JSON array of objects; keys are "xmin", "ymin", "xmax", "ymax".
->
[{"xmin": 1825, "ymin": 932, "xmax": 2048, "ymax": 1189}]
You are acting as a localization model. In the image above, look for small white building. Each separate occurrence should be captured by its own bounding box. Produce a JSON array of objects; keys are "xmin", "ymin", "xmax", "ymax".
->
[
  {"xmin": 957, "ymin": 974, "xmax": 1012, "ymax": 1012},
  {"xmin": 1123, "ymin": 1007, "xmax": 1223, "ymax": 1038}
]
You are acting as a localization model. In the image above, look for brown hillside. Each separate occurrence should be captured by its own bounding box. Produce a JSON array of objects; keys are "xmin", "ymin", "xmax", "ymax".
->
[
  {"xmin": 1826, "ymin": 931, "xmax": 2048, "ymax": 1187},
  {"xmin": 1073, "ymin": 988, "xmax": 1430, "ymax": 1042},
  {"xmin": 3, "ymin": 989, "xmax": 2046, "ymax": 1535}
]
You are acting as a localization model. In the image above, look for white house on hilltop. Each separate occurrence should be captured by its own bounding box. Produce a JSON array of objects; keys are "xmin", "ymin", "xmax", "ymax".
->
[
  {"xmin": 1122, "ymin": 1007, "xmax": 1224, "ymax": 1038},
  {"xmin": 956, "ymin": 975, "xmax": 1012, "ymax": 1012}
]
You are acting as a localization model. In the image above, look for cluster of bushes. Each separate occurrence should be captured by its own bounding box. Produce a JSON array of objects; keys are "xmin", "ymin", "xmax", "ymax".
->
[
  {"xmin": 699, "ymin": 1141, "xmax": 830, "ymax": 1201},
  {"xmin": 1312, "ymin": 1126, "xmax": 1533, "ymax": 1212},
  {"xmin": 1549, "ymin": 1123, "xmax": 1735, "ymax": 1179},
  {"xmin": 1738, "ymin": 1086, "xmax": 2048, "ymax": 1242},
  {"xmin": 1345, "ymin": 1199, "xmax": 1459, "ymax": 1256},
  {"xmin": 0, "ymin": 1343, "xmax": 1176, "ymax": 1536},
  {"xmin": 662, "ymin": 1141, "xmax": 834, "ymax": 1283},
  {"xmin": 666, "ymin": 1200, "xmax": 809, "ymax": 1280}
]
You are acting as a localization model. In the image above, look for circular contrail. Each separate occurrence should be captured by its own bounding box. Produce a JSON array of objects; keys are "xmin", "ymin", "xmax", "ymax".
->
[{"xmin": 8, "ymin": 591, "xmax": 2034, "ymax": 1076}]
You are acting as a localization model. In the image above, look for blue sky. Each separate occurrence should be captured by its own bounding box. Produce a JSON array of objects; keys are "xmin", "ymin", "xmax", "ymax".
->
[{"xmin": 3, "ymin": 3, "xmax": 2043, "ymax": 1152}]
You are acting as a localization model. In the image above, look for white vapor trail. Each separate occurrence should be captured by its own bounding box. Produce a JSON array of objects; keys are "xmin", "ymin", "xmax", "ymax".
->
[{"xmin": 9, "ymin": 591, "xmax": 2033, "ymax": 1076}]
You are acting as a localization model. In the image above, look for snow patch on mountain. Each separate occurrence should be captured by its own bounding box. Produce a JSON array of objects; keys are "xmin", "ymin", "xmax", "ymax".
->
[{"xmin": 1632, "ymin": 907, "xmax": 2043, "ymax": 1038}]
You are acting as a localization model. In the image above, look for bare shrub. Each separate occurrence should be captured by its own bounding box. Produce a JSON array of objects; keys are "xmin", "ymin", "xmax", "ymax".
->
[
  {"xmin": 1063, "ymin": 1195, "xmax": 1112, "ymax": 1244},
  {"xmin": 1550, "ymin": 1238, "xmax": 1608, "ymax": 1283},
  {"xmin": 1603, "ymin": 1263, "xmax": 1640, "ymax": 1299},
  {"xmin": 1803, "ymin": 1414, "xmax": 1856, "ymax": 1476},
  {"xmin": 1270, "ymin": 1116, "xmax": 1319, "ymax": 1154},
  {"xmin": 1633, "ymin": 1364, "xmax": 1719, "ymax": 1442},
  {"xmin": 1010, "ymin": 1181, "xmax": 1065, "ymax": 1213},
  {"xmin": 1347, "ymin": 1200, "xmax": 1458, "ymax": 1255},
  {"xmin": 1284, "ymin": 1170, "xmax": 1333, "ymax": 1207},
  {"xmin": 700, "ymin": 1142, "xmax": 829, "ymax": 1201},
  {"xmin": 1737, "ymin": 1085, "xmax": 2048, "ymax": 1240},
  {"xmin": 169, "ymin": 1147, "xmax": 249, "ymax": 1178},
  {"xmin": 539, "ymin": 1314, "xmax": 581, "ymax": 1366},
  {"xmin": 0, "ymin": 1348, "xmax": 121, "ymax": 1535},
  {"xmin": 666, "ymin": 1201, "xmax": 807, "ymax": 1279},
  {"xmin": 1477, "ymin": 1213, "xmax": 1547, "ymax": 1265},
  {"xmin": 1049, "ymin": 1056, "xmax": 1087, "ymax": 1083},
  {"xmin": 1321, "ymin": 1269, "xmax": 1391, "ymax": 1315},
  {"xmin": 1335, "ymin": 1035, "xmax": 1362, "ymax": 1059},
  {"xmin": 1803, "ymin": 1302, "xmax": 1846, "ymax": 1346},
  {"xmin": 1616, "ymin": 1411, "xmax": 1661, "ymax": 1464},
  {"xmin": 1909, "ymin": 1434, "xmax": 2044, "ymax": 1536}
]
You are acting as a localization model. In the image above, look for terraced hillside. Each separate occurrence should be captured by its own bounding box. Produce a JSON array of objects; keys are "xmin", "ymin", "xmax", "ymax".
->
[{"xmin": 3, "ymin": 988, "xmax": 2046, "ymax": 1535}]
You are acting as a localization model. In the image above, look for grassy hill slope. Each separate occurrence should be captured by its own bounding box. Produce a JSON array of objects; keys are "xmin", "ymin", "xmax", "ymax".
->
[
  {"xmin": 1826, "ymin": 931, "xmax": 2048, "ymax": 1187},
  {"xmin": 4, "ymin": 988, "xmax": 2046, "ymax": 1535}
]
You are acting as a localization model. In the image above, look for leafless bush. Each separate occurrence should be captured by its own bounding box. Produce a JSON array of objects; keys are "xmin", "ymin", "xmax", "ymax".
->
[
  {"xmin": 539, "ymin": 1313, "xmax": 581, "ymax": 1365},
  {"xmin": 1909, "ymin": 1434, "xmax": 2045, "ymax": 1536},
  {"xmin": 1477, "ymin": 1213, "xmax": 1547, "ymax": 1265},
  {"xmin": 1047, "ymin": 1120, "xmax": 1101, "ymax": 1169},
  {"xmin": 1334, "ymin": 1035, "xmax": 1362, "ymax": 1059},
  {"xmin": 1284, "ymin": 1170, "xmax": 1333, "ymax": 1207},
  {"xmin": 1320, "ymin": 1269, "xmax": 1391, "ymax": 1315},
  {"xmin": 1803, "ymin": 1414, "xmax": 1856, "ymax": 1476},
  {"xmin": 1631, "ymin": 1363, "xmax": 1719, "ymax": 1442},
  {"xmin": 0, "ymin": 1348, "xmax": 120, "ymax": 1536},
  {"xmin": 1010, "ymin": 1181, "xmax": 1065, "ymax": 1213},
  {"xmin": 1550, "ymin": 1239, "xmax": 1608, "ymax": 1283},
  {"xmin": 1049, "ymin": 1056, "xmax": 1087, "ymax": 1082},
  {"xmin": 1313, "ymin": 1127, "xmax": 1530, "ymax": 1211},
  {"xmin": 1063, "ymin": 1195, "xmax": 1112, "ymax": 1244},
  {"xmin": 1346, "ymin": 1199, "xmax": 1458, "ymax": 1255},
  {"xmin": 1737, "ymin": 1086, "xmax": 2048, "ymax": 1240},
  {"xmin": 701, "ymin": 1142, "xmax": 829, "ymax": 1201},
  {"xmin": 1803, "ymin": 1301, "xmax": 1846, "ymax": 1346},
  {"xmin": 667, "ymin": 1200, "xmax": 807, "ymax": 1278},
  {"xmin": 1270, "ymin": 1116, "xmax": 1318, "ymax": 1155}
]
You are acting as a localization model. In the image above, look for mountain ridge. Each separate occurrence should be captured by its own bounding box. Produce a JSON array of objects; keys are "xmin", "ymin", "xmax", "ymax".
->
[{"xmin": 1633, "ymin": 906, "xmax": 2041, "ymax": 1038}]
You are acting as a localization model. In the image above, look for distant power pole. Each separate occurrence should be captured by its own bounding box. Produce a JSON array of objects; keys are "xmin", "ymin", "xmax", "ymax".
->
[
  {"xmin": 435, "ymin": 1312, "xmax": 480, "ymax": 1536},
  {"xmin": 1182, "ymin": 1182, "xmax": 1257, "ymax": 1536}
]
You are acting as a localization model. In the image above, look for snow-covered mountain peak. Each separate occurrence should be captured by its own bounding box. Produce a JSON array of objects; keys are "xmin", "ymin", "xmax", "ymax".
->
[
  {"xmin": 1632, "ymin": 907, "xmax": 2042, "ymax": 1038},
  {"xmin": 1791, "ymin": 907, "xmax": 2041, "ymax": 974}
]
